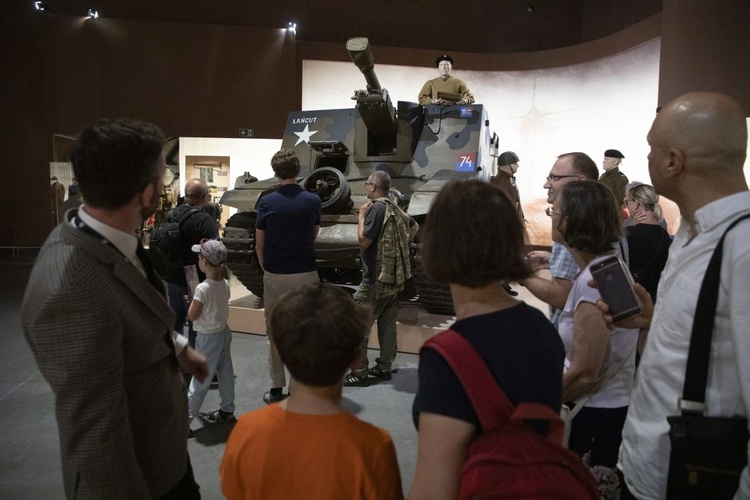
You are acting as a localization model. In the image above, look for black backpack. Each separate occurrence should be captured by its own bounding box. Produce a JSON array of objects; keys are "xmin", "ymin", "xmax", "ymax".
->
[{"xmin": 148, "ymin": 206, "xmax": 201, "ymax": 281}]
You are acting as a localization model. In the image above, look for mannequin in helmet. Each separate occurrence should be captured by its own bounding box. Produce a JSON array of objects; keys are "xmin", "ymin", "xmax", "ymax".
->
[
  {"xmin": 418, "ymin": 55, "xmax": 475, "ymax": 106},
  {"xmin": 492, "ymin": 151, "xmax": 525, "ymax": 223},
  {"xmin": 492, "ymin": 150, "xmax": 524, "ymax": 297},
  {"xmin": 599, "ymin": 149, "xmax": 629, "ymax": 205}
]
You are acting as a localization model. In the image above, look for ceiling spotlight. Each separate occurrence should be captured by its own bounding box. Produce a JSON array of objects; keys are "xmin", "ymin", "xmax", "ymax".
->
[
  {"xmin": 527, "ymin": 5, "xmax": 535, "ymax": 13},
  {"xmin": 287, "ymin": 20, "xmax": 297, "ymax": 35},
  {"xmin": 87, "ymin": 8, "xmax": 99, "ymax": 19},
  {"xmin": 35, "ymin": 1, "xmax": 50, "ymax": 11}
]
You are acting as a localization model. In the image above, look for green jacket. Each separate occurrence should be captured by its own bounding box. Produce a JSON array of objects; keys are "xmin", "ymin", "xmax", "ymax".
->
[{"xmin": 374, "ymin": 197, "xmax": 413, "ymax": 298}]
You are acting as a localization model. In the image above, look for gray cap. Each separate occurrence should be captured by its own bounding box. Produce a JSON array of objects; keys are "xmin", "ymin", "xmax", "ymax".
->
[{"xmin": 191, "ymin": 239, "xmax": 227, "ymax": 266}]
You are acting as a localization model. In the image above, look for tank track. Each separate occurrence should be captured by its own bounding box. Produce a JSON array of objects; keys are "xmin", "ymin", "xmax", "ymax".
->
[
  {"xmin": 411, "ymin": 240, "xmax": 456, "ymax": 316},
  {"xmin": 223, "ymin": 212, "xmax": 264, "ymax": 298}
]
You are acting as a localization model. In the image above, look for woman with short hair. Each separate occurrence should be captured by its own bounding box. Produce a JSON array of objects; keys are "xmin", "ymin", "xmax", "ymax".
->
[
  {"xmin": 553, "ymin": 181, "xmax": 638, "ymax": 493},
  {"xmin": 409, "ymin": 180, "xmax": 565, "ymax": 499}
]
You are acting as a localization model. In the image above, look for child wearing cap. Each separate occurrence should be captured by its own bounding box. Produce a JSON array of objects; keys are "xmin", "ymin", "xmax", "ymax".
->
[{"xmin": 187, "ymin": 238, "xmax": 236, "ymax": 430}]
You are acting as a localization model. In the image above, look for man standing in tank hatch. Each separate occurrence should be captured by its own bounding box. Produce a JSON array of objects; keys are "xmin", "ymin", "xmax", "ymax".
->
[
  {"xmin": 418, "ymin": 55, "xmax": 475, "ymax": 106},
  {"xmin": 256, "ymin": 148, "xmax": 321, "ymax": 405},
  {"xmin": 344, "ymin": 171, "xmax": 418, "ymax": 387}
]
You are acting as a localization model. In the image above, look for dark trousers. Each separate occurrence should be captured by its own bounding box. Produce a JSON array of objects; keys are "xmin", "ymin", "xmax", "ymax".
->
[
  {"xmin": 159, "ymin": 455, "xmax": 200, "ymax": 500},
  {"xmin": 619, "ymin": 476, "xmax": 639, "ymax": 499},
  {"xmin": 168, "ymin": 281, "xmax": 196, "ymax": 348},
  {"xmin": 568, "ymin": 405, "xmax": 629, "ymax": 468}
]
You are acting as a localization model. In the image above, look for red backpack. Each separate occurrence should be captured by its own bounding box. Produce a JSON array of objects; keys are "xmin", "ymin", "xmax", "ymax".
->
[{"xmin": 423, "ymin": 330, "xmax": 600, "ymax": 499}]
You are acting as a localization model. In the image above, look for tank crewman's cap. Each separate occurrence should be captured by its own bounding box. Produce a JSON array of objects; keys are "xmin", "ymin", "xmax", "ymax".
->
[
  {"xmin": 435, "ymin": 54, "xmax": 454, "ymax": 67},
  {"xmin": 604, "ymin": 149, "xmax": 625, "ymax": 159},
  {"xmin": 192, "ymin": 238, "xmax": 227, "ymax": 266},
  {"xmin": 498, "ymin": 151, "xmax": 520, "ymax": 166}
]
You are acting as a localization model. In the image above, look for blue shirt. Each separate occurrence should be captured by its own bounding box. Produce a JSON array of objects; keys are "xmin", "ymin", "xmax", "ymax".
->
[{"xmin": 256, "ymin": 184, "xmax": 321, "ymax": 274}]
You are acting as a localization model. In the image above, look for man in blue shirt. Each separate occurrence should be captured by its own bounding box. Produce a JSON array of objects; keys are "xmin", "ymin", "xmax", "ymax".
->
[{"xmin": 256, "ymin": 149, "xmax": 321, "ymax": 404}]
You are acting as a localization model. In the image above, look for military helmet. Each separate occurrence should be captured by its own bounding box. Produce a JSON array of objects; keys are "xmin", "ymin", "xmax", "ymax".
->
[{"xmin": 498, "ymin": 151, "xmax": 520, "ymax": 166}]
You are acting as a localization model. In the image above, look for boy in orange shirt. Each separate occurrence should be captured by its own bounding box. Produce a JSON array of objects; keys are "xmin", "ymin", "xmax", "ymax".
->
[{"xmin": 220, "ymin": 282, "xmax": 403, "ymax": 499}]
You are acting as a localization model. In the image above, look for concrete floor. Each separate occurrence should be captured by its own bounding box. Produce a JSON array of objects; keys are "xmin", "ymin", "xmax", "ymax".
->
[{"xmin": 0, "ymin": 257, "xmax": 548, "ymax": 499}]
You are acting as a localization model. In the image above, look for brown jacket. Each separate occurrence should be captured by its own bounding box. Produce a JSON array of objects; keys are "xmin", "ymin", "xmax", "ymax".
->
[{"xmin": 22, "ymin": 210, "xmax": 188, "ymax": 498}]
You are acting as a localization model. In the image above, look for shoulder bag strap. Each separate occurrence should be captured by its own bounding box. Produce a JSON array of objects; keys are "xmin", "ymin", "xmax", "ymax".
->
[
  {"xmin": 423, "ymin": 329, "xmax": 512, "ymax": 432},
  {"xmin": 682, "ymin": 213, "xmax": 750, "ymax": 414}
]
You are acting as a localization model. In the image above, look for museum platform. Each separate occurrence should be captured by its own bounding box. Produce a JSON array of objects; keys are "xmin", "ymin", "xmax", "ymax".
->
[{"xmin": 227, "ymin": 272, "xmax": 551, "ymax": 354}]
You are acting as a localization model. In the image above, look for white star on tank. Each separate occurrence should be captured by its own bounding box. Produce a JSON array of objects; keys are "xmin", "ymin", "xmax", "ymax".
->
[{"xmin": 294, "ymin": 124, "xmax": 318, "ymax": 146}]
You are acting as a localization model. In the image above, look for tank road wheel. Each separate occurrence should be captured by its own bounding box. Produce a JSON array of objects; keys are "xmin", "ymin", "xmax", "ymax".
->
[
  {"xmin": 412, "ymin": 240, "xmax": 456, "ymax": 316},
  {"xmin": 302, "ymin": 167, "xmax": 352, "ymax": 214},
  {"xmin": 223, "ymin": 212, "xmax": 264, "ymax": 298}
]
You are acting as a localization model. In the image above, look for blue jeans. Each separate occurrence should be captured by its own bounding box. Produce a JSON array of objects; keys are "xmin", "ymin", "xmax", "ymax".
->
[
  {"xmin": 188, "ymin": 326, "xmax": 235, "ymax": 420},
  {"xmin": 168, "ymin": 282, "xmax": 196, "ymax": 348}
]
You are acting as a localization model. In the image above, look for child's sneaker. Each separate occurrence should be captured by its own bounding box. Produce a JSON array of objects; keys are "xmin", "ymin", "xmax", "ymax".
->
[{"xmin": 203, "ymin": 409, "xmax": 237, "ymax": 423}]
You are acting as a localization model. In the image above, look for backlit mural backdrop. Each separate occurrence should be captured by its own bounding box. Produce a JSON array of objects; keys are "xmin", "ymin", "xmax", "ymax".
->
[{"xmin": 303, "ymin": 38, "xmax": 666, "ymax": 246}]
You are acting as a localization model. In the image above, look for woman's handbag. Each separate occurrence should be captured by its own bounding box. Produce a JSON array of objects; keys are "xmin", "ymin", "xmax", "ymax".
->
[{"xmin": 666, "ymin": 214, "xmax": 750, "ymax": 499}]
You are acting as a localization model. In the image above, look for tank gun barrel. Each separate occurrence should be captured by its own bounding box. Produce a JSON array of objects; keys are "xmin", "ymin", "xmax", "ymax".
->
[{"xmin": 346, "ymin": 37, "xmax": 381, "ymax": 91}]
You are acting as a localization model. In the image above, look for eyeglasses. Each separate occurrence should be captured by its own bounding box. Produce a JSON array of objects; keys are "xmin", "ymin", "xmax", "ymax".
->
[
  {"xmin": 365, "ymin": 181, "xmax": 375, "ymax": 186},
  {"xmin": 546, "ymin": 174, "xmax": 580, "ymax": 182}
]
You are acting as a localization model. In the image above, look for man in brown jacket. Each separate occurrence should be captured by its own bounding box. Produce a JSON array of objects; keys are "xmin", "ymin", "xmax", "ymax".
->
[{"xmin": 22, "ymin": 119, "xmax": 208, "ymax": 499}]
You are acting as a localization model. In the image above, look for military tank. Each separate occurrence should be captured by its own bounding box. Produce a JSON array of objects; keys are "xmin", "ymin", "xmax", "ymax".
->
[{"xmin": 221, "ymin": 37, "xmax": 496, "ymax": 315}]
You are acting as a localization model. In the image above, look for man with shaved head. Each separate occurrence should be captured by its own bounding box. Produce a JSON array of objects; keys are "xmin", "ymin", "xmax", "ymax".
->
[
  {"xmin": 607, "ymin": 93, "xmax": 750, "ymax": 499},
  {"xmin": 165, "ymin": 178, "xmax": 219, "ymax": 348}
]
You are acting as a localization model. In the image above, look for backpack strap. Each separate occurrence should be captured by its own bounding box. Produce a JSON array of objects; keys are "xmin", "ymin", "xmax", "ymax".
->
[
  {"xmin": 424, "ymin": 329, "xmax": 564, "ymax": 443},
  {"xmin": 172, "ymin": 205, "xmax": 201, "ymax": 226}
]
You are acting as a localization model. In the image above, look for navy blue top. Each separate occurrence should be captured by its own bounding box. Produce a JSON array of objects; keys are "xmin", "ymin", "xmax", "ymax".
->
[
  {"xmin": 413, "ymin": 302, "xmax": 565, "ymax": 432},
  {"xmin": 256, "ymin": 184, "xmax": 321, "ymax": 274},
  {"xmin": 626, "ymin": 223, "xmax": 672, "ymax": 302}
]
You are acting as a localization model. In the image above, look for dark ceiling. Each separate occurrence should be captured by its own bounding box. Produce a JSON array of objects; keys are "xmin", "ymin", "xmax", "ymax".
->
[{"xmin": 24, "ymin": 0, "xmax": 663, "ymax": 54}]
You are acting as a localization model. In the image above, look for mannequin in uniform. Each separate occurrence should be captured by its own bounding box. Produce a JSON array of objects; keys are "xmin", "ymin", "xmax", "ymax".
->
[
  {"xmin": 418, "ymin": 55, "xmax": 475, "ymax": 106},
  {"xmin": 599, "ymin": 149, "xmax": 629, "ymax": 205},
  {"xmin": 491, "ymin": 151, "xmax": 524, "ymax": 297},
  {"xmin": 492, "ymin": 151, "xmax": 525, "ymax": 224}
]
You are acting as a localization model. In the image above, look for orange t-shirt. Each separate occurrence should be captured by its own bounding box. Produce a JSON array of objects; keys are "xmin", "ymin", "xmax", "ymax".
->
[{"xmin": 221, "ymin": 404, "xmax": 404, "ymax": 499}]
